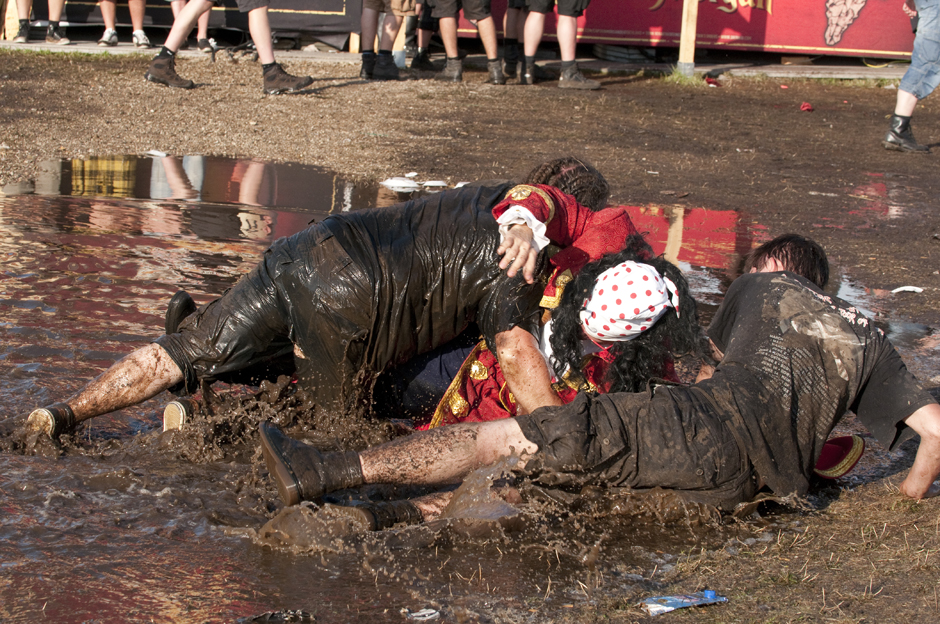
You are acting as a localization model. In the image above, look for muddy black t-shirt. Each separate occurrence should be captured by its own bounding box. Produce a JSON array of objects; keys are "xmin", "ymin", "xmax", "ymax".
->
[
  {"xmin": 320, "ymin": 182, "xmax": 542, "ymax": 372},
  {"xmin": 703, "ymin": 272, "xmax": 936, "ymax": 497}
]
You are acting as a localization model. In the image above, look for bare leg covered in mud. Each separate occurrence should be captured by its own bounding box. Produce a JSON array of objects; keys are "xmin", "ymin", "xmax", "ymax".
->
[
  {"xmin": 358, "ymin": 419, "xmax": 538, "ymax": 486},
  {"xmin": 26, "ymin": 343, "xmax": 183, "ymax": 435}
]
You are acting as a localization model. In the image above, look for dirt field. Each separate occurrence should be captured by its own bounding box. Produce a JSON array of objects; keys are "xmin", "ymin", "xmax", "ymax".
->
[{"xmin": 1, "ymin": 48, "xmax": 939, "ymax": 621}]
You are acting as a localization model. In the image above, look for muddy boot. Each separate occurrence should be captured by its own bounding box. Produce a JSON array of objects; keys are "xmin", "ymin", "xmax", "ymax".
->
[
  {"xmin": 165, "ymin": 290, "xmax": 197, "ymax": 334},
  {"xmin": 410, "ymin": 48, "xmax": 434, "ymax": 71},
  {"xmin": 503, "ymin": 42, "xmax": 519, "ymax": 79},
  {"xmin": 883, "ymin": 114, "xmax": 929, "ymax": 153},
  {"xmin": 262, "ymin": 63, "xmax": 313, "ymax": 95},
  {"xmin": 259, "ymin": 421, "xmax": 363, "ymax": 505},
  {"xmin": 372, "ymin": 53, "xmax": 400, "ymax": 81},
  {"xmin": 521, "ymin": 56, "xmax": 536, "ymax": 85},
  {"xmin": 487, "ymin": 59, "xmax": 506, "ymax": 85},
  {"xmin": 145, "ymin": 53, "xmax": 195, "ymax": 89},
  {"xmin": 435, "ymin": 57, "xmax": 463, "ymax": 82},
  {"xmin": 360, "ymin": 51, "xmax": 376, "ymax": 79},
  {"xmin": 163, "ymin": 397, "xmax": 199, "ymax": 432},
  {"xmin": 324, "ymin": 500, "xmax": 424, "ymax": 531},
  {"xmin": 26, "ymin": 403, "xmax": 76, "ymax": 437},
  {"xmin": 558, "ymin": 62, "xmax": 601, "ymax": 90}
]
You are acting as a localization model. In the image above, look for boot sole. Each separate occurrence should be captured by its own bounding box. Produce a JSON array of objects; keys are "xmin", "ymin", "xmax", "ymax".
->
[
  {"xmin": 145, "ymin": 73, "xmax": 195, "ymax": 89},
  {"xmin": 882, "ymin": 140, "xmax": 929, "ymax": 153},
  {"xmin": 259, "ymin": 423, "xmax": 302, "ymax": 506}
]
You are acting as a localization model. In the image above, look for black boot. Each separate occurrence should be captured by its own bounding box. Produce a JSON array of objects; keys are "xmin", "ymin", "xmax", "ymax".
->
[
  {"xmin": 503, "ymin": 42, "xmax": 519, "ymax": 79},
  {"xmin": 259, "ymin": 422, "xmax": 363, "ymax": 505},
  {"xmin": 26, "ymin": 403, "xmax": 76, "ymax": 437},
  {"xmin": 487, "ymin": 59, "xmax": 506, "ymax": 85},
  {"xmin": 372, "ymin": 53, "xmax": 400, "ymax": 81},
  {"xmin": 360, "ymin": 51, "xmax": 376, "ymax": 80},
  {"xmin": 324, "ymin": 500, "xmax": 424, "ymax": 530},
  {"xmin": 883, "ymin": 114, "xmax": 929, "ymax": 152},
  {"xmin": 559, "ymin": 62, "xmax": 601, "ymax": 90},
  {"xmin": 435, "ymin": 57, "xmax": 463, "ymax": 82},
  {"xmin": 521, "ymin": 56, "xmax": 536, "ymax": 85},
  {"xmin": 165, "ymin": 290, "xmax": 197, "ymax": 334},
  {"xmin": 410, "ymin": 48, "xmax": 435, "ymax": 71}
]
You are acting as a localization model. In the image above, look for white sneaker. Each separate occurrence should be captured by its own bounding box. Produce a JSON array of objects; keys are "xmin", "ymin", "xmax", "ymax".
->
[
  {"xmin": 98, "ymin": 28, "xmax": 118, "ymax": 47},
  {"xmin": 133, "ymin": 30, "xmax": 151, "ymax": 48}
]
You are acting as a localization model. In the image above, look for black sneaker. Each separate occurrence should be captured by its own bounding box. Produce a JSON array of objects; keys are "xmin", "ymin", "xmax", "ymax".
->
[
  {"xmin": 13, "ymin": 23, "xmax": 29, "ymax": 43},
  {"xmin": 145, "ymin": 55, "xmax": 195, "ymax": 89},
  {"xmin": 559, "ymin": 63, "xmax": 601, "ymax": 90},
  {"xmin": 372, "ymin": 54, "xmax": 400, "ymax": 81},
  {"xmin": 487, "ymin": 59, "xmax": 506, "ymax": 85},
  {"xmin": 360, "ymin": 51, "xmax": 376, "ymax": 79},
  {"xmin": 410, "ymin": 49, "xmax": 435, "ymax": 71},
  {"xmin": 45, "ymin": 25, "xmax": 70, "ymax": 45},
  {"xmin": 262, "ymin": 63, "xmax": 313, "ymax": 94}
]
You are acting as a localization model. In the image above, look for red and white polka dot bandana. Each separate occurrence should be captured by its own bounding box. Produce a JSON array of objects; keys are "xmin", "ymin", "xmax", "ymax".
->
[{"xmin": 579, "ymin": 261, "xmax": 680, "ymax": 342}]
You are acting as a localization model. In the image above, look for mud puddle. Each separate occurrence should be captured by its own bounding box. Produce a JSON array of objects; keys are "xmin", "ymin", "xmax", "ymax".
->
[{"xmin": 1, "ymin": 156, "xmax": 937, "ymax": 622}]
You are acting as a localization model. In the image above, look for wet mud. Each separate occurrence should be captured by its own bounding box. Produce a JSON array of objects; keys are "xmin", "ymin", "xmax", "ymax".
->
[{"xmin": 1, "ymin": 159, "xmax": 938, "ymax": 622}]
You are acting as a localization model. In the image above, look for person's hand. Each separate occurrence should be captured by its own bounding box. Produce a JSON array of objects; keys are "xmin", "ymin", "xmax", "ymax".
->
[
  {"xmin": 497, "ymin": 224, "xmax": 538, "ymax": 283},
  {"xmin": 903, "ymin": 0, "xmax": 917, "ymax": 18}
]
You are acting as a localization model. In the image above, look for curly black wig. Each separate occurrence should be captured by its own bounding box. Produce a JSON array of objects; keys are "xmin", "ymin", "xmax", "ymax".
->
[
  {"xmin": 523, "ymin": 156, "xmax": 610, "ymax": 212},
  {"xmin": 548, "ymin": 249, "xmax": 708, "ymax": 393}
]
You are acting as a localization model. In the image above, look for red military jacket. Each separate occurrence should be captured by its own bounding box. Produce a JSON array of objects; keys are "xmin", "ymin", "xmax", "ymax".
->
[{"xmin": 418, "ymin": 184, "xmax": 655, "ymax": 429}]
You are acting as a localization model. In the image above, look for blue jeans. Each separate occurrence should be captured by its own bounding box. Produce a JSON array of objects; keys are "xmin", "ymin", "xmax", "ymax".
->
[{"xmin": 900, "ymin": 0, "xmax": 940, "ymax": 99}]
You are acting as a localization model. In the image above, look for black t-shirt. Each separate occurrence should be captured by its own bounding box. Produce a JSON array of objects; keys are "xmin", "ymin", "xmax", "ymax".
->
[
  {"xmin": 320, "ymin": 182, "xmax": 542, "ymax": 371},
  {"xmin": 703, "ymin": 272, "xmax": 936, "ymax": 496}
]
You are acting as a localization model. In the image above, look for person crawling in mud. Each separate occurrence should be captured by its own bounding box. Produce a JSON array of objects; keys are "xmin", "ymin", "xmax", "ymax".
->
[
  {"xmin": 375, "ymin": 248, "xmax": 704, "ymax": 432},
  {"xmin": 24, "ymin": 157, "xmax": 652, "ymax": 438},
  {"xmin": 257, "ymin": 234, "xmax": 940, "ymax": 530}
]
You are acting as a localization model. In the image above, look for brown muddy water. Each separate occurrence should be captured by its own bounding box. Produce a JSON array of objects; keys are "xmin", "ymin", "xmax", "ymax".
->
[{"xmin": 0, "ymin": 155, "xmax": 937, "ymax": 623}]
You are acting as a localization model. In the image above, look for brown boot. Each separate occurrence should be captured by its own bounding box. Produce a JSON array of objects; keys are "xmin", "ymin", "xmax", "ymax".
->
[
  {"xmin": 145, "ymin": 54, "xmax": 195, "ymax": 89},
  {"xmin": 259, "ymin": 422, "xmax": 363, "ymax": 505},
  {"xmin": 262, "ymin": 63, "xmax": 313, "ymax": 95}
]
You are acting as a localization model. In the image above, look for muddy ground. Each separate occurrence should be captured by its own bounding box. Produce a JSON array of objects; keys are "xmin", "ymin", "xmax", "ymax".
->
[{"xmin": 1, "ymin": 48, "xmax": 940, "ymax": 621}]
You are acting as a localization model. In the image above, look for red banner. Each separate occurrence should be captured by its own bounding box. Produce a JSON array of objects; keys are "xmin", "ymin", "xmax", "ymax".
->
[{"xmin": 463, "ymin": 0, "xmax": 916, "ymax": 59}]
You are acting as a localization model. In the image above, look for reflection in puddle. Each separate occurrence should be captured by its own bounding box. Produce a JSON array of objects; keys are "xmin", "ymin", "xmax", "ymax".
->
[{"xmin": 1, "ymin": 156, "xmax": 937, "ymax": 622}]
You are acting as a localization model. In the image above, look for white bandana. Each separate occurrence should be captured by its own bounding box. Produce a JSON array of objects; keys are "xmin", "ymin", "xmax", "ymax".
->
[{"xmin": 579, "ymin": 261, "xmax": 680, "ymax": 342}]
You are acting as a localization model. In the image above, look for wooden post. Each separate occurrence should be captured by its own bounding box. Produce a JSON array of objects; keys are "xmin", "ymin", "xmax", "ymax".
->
[{"xmin": 677, "ymin": 0, "xmax": 699, "ymax": 77}]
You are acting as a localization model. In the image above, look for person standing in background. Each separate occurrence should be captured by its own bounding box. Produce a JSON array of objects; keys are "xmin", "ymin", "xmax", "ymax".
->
[
  {"xmin": 11, "ymin": 0, "xmax": 70, "ymax": 44},
  {"xmin": 883, "ymin": 0, "xmax": 938, "ymax": 152}
]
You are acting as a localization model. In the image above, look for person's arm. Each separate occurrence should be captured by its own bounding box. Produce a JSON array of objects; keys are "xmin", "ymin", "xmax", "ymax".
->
[
  {"xmin": 898, "ymin": 403, "xmax": 940, "ymax": 499},
  {"xmin": 493, "ymin": 186, "xmax": 647, "ymax": 279},
  {"xmin": 695, "ymin": 339, "xmax": 724, "ymax": 382},
  {"xmin": 494, "ymin": 326, "xmax": 563, "ymax": 415}
]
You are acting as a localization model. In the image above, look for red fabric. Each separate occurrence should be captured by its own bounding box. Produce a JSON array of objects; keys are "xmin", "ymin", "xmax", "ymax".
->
[{"xmin": 492, "ymin": 185, "xmax": 650, "ymax": 294}]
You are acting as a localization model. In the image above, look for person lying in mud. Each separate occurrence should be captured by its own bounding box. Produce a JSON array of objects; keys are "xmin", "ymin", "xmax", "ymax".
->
[
  {"xmin": 257, "ymin": 234, "xmax": 940, "ymax": 530},
  {"xmin": 24, "ymin": 157, "xmax": 651, "ymax": 438},
  {"xmin": 386, "ymin": 249, "xmax": 704, "ymax": 431}
]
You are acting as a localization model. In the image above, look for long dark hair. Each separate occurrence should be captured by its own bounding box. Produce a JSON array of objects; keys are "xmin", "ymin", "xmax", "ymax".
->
[
  {"xmin": 524, "ymin": 156, "xmax": 610, "ymax": 212},
  {"xmin": 549, "ymin": 249, "xmax": 707, "ymax": 393}
]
